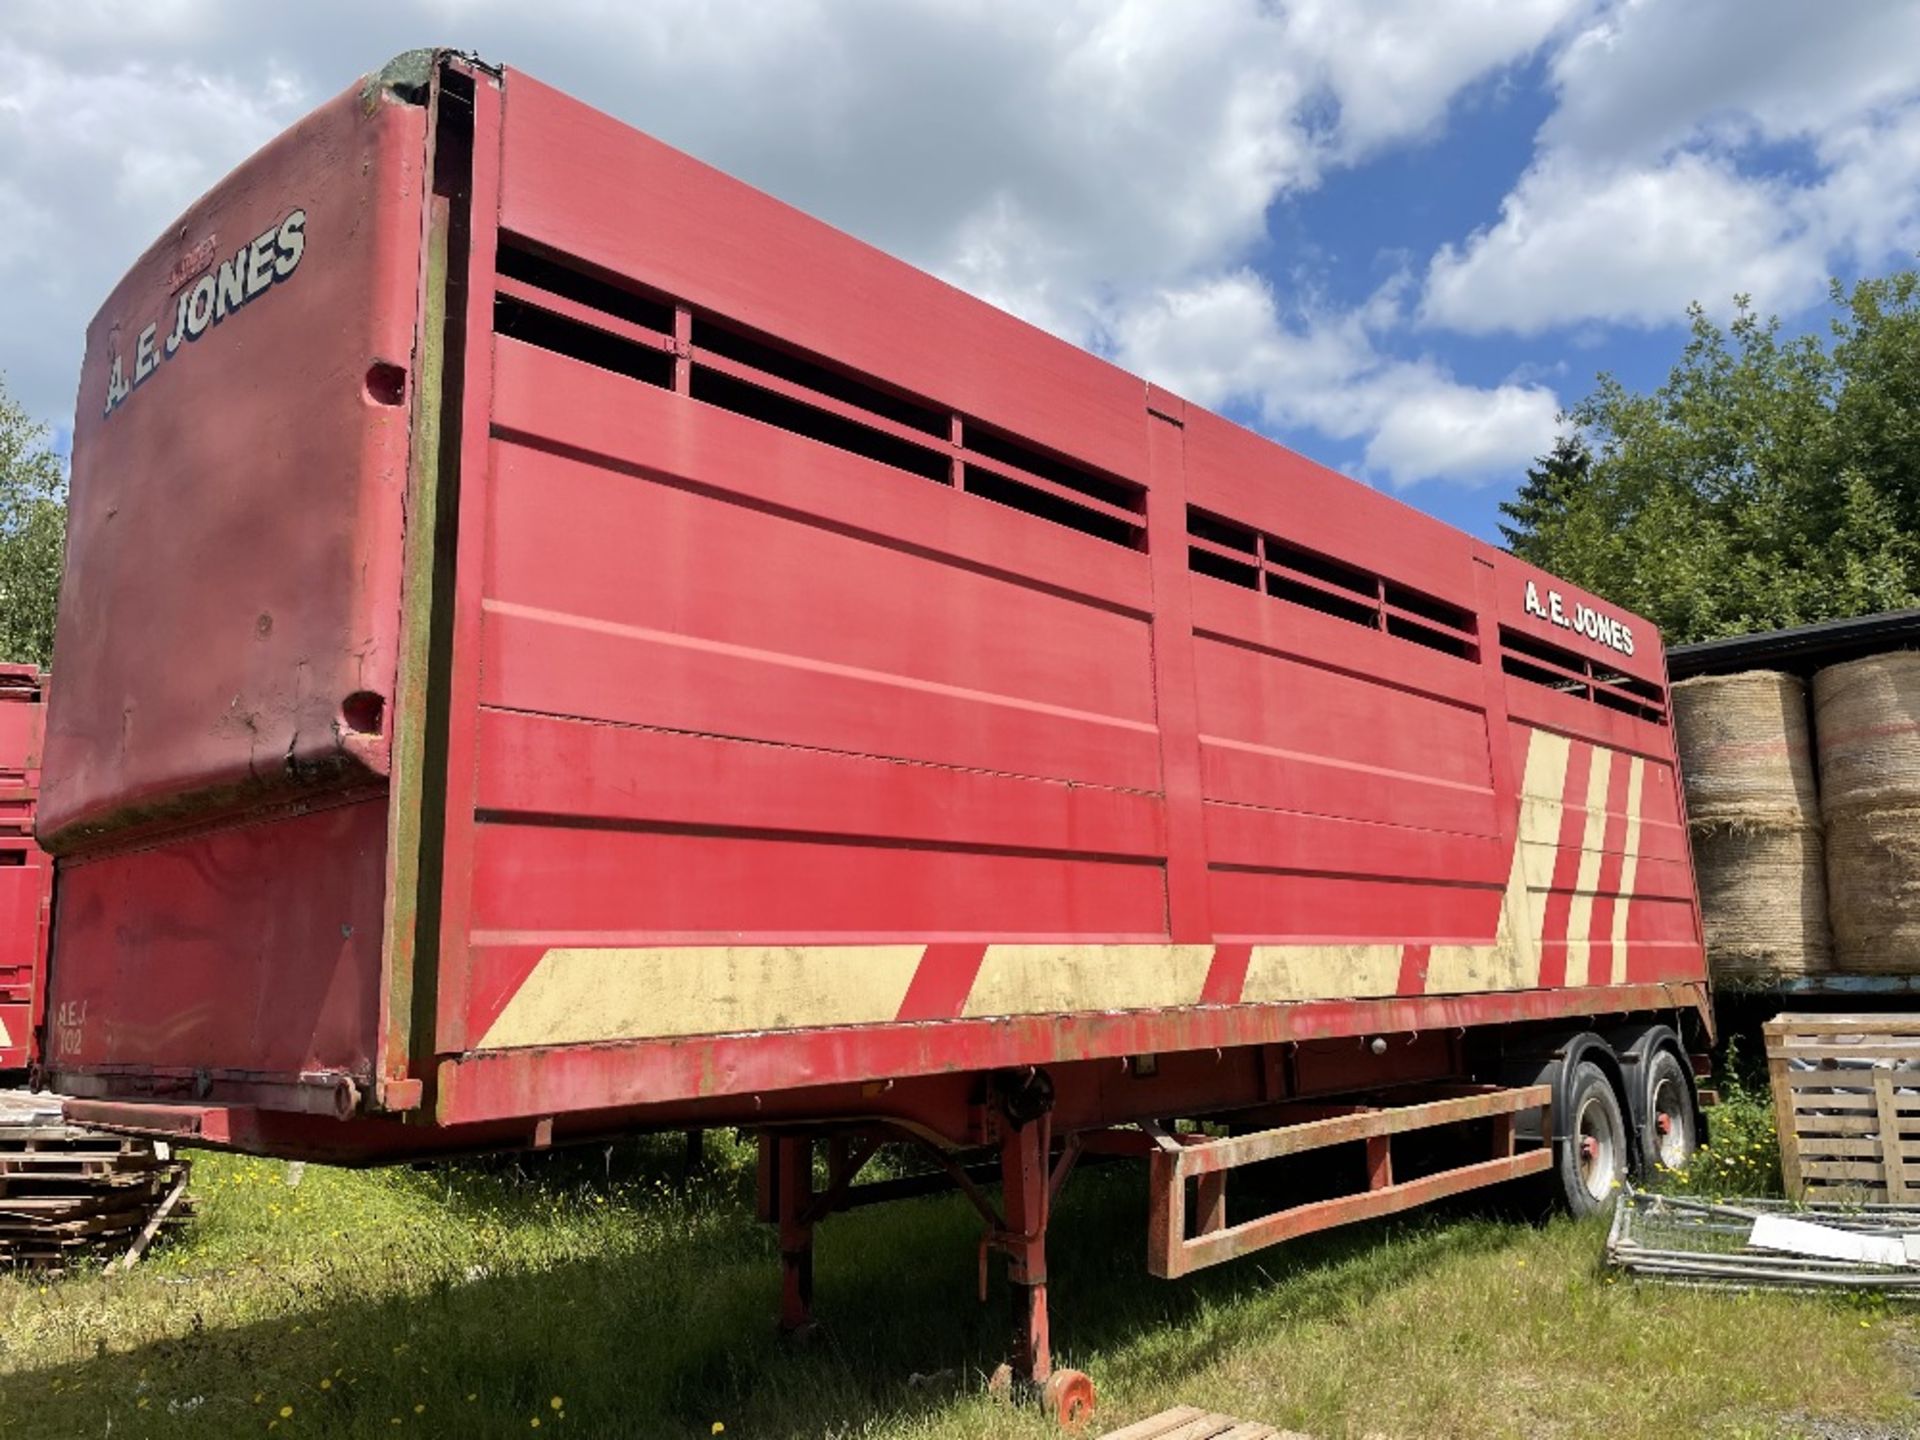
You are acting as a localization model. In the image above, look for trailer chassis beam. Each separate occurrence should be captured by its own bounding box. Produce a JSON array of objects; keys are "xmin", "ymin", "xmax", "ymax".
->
[{"xmin": 1146, "ymin": 1083, "xmax": 1554, "ymax": 1278}]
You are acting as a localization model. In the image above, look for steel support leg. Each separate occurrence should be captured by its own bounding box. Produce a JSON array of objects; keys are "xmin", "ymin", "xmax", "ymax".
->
[
  {"xmin": 774, "ymin": 1134, "xmax": 814, "ymax": 1332},
  {"xmin": 1000, "ymin": 1112, "xmax": 1053, "ymax": 1385}
]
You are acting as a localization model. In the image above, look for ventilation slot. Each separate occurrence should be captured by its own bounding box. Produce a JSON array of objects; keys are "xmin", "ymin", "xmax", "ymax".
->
[
  {"xmin": 497, "ymin": 240, "xmax": 677, "ymax": 334},
  {"xmin": 1267, "ymin": 570, "xmax": 1379, "ymax": 630},
  {"xmin": 1187, "ymin": 508, "xmax": 1479, "ymax": 662},
  {"xmin": 689, "ymin": 367, "xmax": 951, "ymax": 483},
  {"xmin": 495, "ymin": 293, "xmax": 674, "ymax": 390},
  {"xmin": 692, "ymin": 316, "xmax": 947, "ymax": 438},
  {"xmin": 965, "ymin": 464, "xmax": 1141, "ymax": 546},
  {"xmin": 1189, "ymin": 544, "xmax": 1259, "ymax": 590},
  {"xmin": 491, "ymin": 237, "xmax": 1145, "ymax": 549},
  {"xmin": 1499, "ymin": 626, "xmax": 1667, "ymax": 724},
  {"xmin": 966, "ymin": 423, "xmax": 1142, "ymax": 513}
]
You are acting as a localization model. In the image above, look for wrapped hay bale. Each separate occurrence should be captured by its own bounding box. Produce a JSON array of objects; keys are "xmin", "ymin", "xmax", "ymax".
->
[
  {"xmin": 1823, "ymin": 808, "xmax": 1920, "ymax": 972},
  {"xmin": 1671, "ymin": 671, "xmax": 1830, "ymax": 982},
  {"xmin": 1670, "ymin": 671, "xmax": 1819, "ymax": 824},
  {"xmin": 1689, "ymin": 824, "xmax": 1832, "ymax": 982},
  {"xmin": 1815, "ymin": 651, "xmax": 1920, "ymax": 974},
  {"xmin": 1813, "ymin": 651, "xmax": 1920, "ymax": 812}
]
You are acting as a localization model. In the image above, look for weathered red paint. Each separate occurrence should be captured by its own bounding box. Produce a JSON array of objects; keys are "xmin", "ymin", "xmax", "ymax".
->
[
  {"xmin": 44, "ymin": 53, "xmax": 1710, "ymax": 1185},
  {"xmin": 0, "ymin": 667, "xmax": 50, "ymax": 1071},
  {"xmin": 43, "ymin": 77, "xmax": 427, "ymax": 853}
]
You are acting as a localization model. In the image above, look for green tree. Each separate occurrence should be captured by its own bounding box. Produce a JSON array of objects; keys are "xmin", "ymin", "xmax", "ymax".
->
[
  {"xmin": 1497, "ymin": 433, "xmax": 1590, "ymax": 555},
  {"xmin": 0, "ymin": 378, "xmax": 67, "ymax": 668},
  {"xmin": 1502, "ymin": 272, "xmax": 1920, "ymax": 645}
]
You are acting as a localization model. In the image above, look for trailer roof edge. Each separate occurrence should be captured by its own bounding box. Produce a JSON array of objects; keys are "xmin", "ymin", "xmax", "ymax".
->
[{"xmin": 1665, "ymin": 606, "xmax": 1920, "ymax": 680}]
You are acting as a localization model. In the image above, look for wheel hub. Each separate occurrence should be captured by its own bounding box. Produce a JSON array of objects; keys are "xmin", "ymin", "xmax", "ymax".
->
[
  {"xmin": 1649, "ymin": 1074, "xmax": 1691, "ymax": 1169},
  {"xmin": 1575, "ymin": 1094, "xmax": 1619, "ymax": 1199}
]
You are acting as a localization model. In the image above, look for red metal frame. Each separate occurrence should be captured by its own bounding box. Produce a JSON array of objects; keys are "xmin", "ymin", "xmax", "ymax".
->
[
  {"xmin": 1145, "ymin": 1085, "xmax": 1553, "ymax": 1279},
  {"xmin": 43, "ymin": 43, "xmax": 1713, "ymax": 1145}
]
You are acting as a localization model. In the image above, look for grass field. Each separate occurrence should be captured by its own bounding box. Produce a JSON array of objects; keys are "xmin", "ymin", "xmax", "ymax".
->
[{"xmin": 2, "ymin": 1097, "xmax": 1915, "ymax": 1440}]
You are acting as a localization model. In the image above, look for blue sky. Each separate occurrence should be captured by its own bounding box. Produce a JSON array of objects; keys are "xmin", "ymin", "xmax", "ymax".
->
[
  {"xmin": 1259, "ymin": 58, "xmax": 1572, "ymax": 539},
  {"xmin": 4, "ymin": 1, "xmax": 1919, "ymax": 548}
]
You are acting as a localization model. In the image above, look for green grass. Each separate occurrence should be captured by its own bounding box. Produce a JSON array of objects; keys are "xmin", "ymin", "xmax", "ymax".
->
[
  {"xmin": 1662, "ymin": 1039, "xmax": 1786, "ymax": 1198},
  {"xmin": 1, "ymin": 1129, "xmax": 1913, "ymax": 1440}
]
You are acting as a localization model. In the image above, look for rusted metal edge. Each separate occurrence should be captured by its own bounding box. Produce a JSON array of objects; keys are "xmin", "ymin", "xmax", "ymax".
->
[
  {"xmin": 375, "ymin": 63, "xmax": 459, "ymax": 1117},
  {"xmin": 1152, "ymin": 1148, "xmax": 1552, "ymax": 1278},
  {"xmin": 57, "ymin": 1067, "xmax": 360, "ymax": 1119},
  {"xmin": 433, "ymin": 979, "xmax": 1709, "ymax": 1126},
  {"xmin": 1173, "ymin": 1083, "xmax": 1552, "ymax": 1179}
]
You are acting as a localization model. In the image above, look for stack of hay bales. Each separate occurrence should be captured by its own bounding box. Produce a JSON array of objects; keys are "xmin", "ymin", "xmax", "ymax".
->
[
  {"xmin": 1670, "ymin": 671, "xmax": 1831, "ymax": 983},
  {"xmin": 1814, "ymin": 652, "xmax": 1920, "ymax": 974}
]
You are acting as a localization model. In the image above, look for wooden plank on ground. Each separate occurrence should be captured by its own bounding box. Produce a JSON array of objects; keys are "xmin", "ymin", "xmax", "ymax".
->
[
  {"xmin": 1099, "ymin": 1407, "xmax": 1208, "ymax": 1440},
  {"xmin": 1768, "ymin": 1014, "xmax": 1920, "ymax": 1202},
  {"xmin": 1101, "ymin": 1412, "xmax": 1298, "ymax": 1440},
  {"xmin": 1151, "ymin": 1416, "xmax": 1243, "ymax": 1440},
  {"xmin": 1801, "ymin": 1160, "xmax": 1896, "ymax": 1183},
  {"xmin": 0, "ymin": 1117, "xmax": 191, "ymax": 1274},
  {"xmin": 1767, "ymin": 1016, "xmax": 1920, "ymax": 1035},
  {"xmin": 1876, "ymin": 1071, "xmax": 1912, "ymax": 1201}
]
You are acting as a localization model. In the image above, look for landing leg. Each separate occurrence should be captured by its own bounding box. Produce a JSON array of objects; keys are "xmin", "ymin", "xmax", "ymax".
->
[
  {"xmin": 1000, "ymin": 1111, "xmax": 1052, "ymax": 1385},
  {"xmin": 996, "ymin": 1109, "xmax": 1095, "ymax": 1426},
  {"xmin": 773, "ymin": 1134, "xmax": 814, "ymax": 1333}
]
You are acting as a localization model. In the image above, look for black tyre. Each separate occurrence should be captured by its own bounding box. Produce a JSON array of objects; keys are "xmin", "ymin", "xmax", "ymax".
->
[
  {"xmin": 1555, "ymin": 1059, "xmax": 1628, "ymax": 1216},
  {"xmin": 1638, "ymin": 1045, "xmax": 1698, "ymax": 1178}
]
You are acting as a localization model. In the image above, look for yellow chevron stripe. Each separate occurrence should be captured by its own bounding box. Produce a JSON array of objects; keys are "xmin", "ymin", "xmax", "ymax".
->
[
  {"xmin": 476, "ymin": 944, "xmax": 927, "ymax": 1049},
  {"xmin": 1243, "ymin": 945, "xmax": 1403, "ymax": 1002},
  {"xmin": 1563, "ymin": 747, "xmax": 1617, "ymax": 987},
  {"xmin": 962, "ymin": 944, "xmax": 1214, "ymax": 1017},
  {"xmin": 1426, "ymin": 726, "xmax": 1566, "ymax": 995},
  {"xmin": 472, "ymin": 729, "xmax": 1666, "ymax": 1049},
  {"xmin": 1612, "ymin": 757, "xmax": 1647, "ymax": 956}
]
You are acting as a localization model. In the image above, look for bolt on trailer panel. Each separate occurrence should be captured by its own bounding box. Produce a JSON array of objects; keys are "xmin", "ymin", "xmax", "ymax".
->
[{"xmin": 42, "ymin": 52, "xmax": 1710, "ymax": 1151}]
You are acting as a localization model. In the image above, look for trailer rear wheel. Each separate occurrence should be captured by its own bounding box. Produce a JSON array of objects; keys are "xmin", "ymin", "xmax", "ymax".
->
[
  {"xmin": 1639, "ymin": 1046, "xmax": 1698, "ymax": 1176},
  {"xmin": 1557, "ymin": 1060, "xmax": 1626, "ymax": 1216}
]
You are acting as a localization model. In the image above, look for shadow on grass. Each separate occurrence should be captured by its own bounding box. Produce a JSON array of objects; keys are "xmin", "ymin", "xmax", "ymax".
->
[{"xmin": 0, "ymin": 1153, "xmax": 1539, "ymax": 1440}]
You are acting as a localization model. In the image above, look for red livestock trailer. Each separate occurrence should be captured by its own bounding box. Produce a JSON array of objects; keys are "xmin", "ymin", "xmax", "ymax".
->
[
  {"xmin": 0, "ymin": 665, "xmax": 50, "ymax": 1075},
  {"xmin": 42, "ymin": 51, "xmax": 1710, "ymax": 1418}
]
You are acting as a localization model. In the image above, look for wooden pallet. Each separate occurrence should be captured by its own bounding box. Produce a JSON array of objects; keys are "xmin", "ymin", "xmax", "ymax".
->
[
  {"xmin": 1102, "ymin": 1406, "xmax": 1306, "ymax": 1440},
  {"xmin": 1766, "ymin": 1013, "xmax": 1920, "ymax": 1202},
  {"xmin": 0, "ymin": 1107, "xmax": 192, "ymax": 1273}
]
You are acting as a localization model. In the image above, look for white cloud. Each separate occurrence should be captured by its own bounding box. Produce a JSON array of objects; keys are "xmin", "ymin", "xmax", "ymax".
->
[
  {"xmin": 1110, "ymin": 271, "xmax": 1560, "ymax": 487},
  {"xmin": 1544, "ymin": 1, "xmax": 1920, "ymax": 161},
  {"xmin": 1422, "ymin": 151, "xmax": 1824, "ymax": 334},
  {"xmin": 0, "ymin": 0, "xmax": 1576, "ymax": 487},
  {"xmin": 1359, "ymin": 370, "xmax": 1563, "ymax": 487},
  {"xmin": 1420, "ymin": 0, "xmax": 1920, "ymax": 337},
  {"xmin": 1808, "ymin": 100, "xmax": 1920, "ymax": 274},
  {"xmin": 0, "ymin": 40, "xmax": 314, "ymax": 427},
  {"xmin": 1284, "ymin": 0, "xmax": 1589, "ymax": 159}
]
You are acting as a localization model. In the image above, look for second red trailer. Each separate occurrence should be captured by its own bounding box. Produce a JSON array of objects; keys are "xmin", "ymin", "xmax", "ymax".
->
[{"xmin": 0, "ymin": 666, "xmax": 50, "ymax": 1075}]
